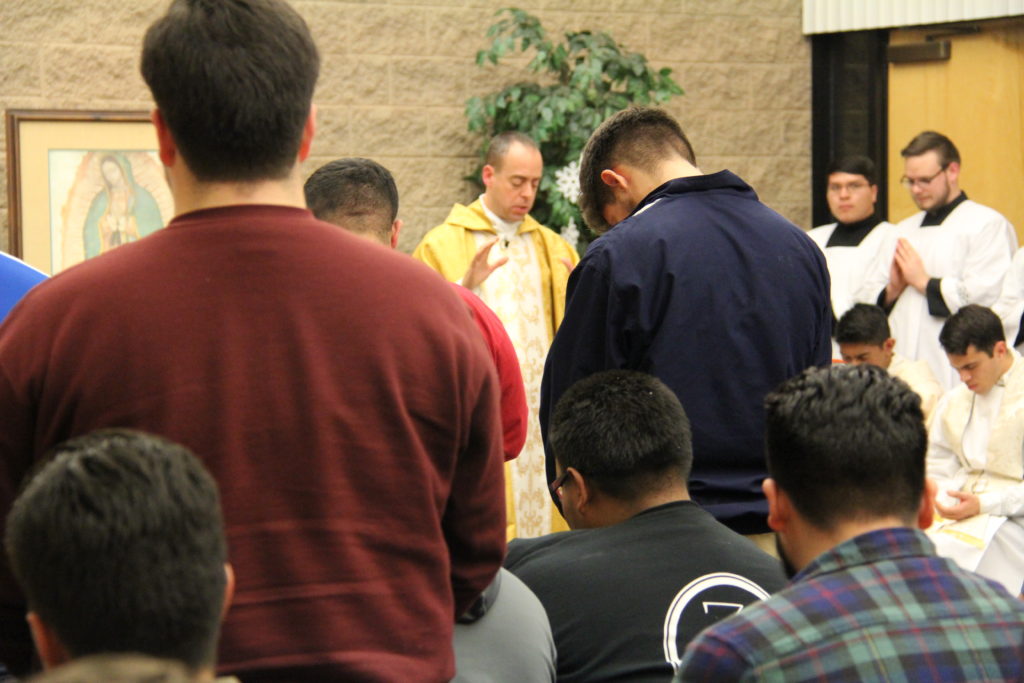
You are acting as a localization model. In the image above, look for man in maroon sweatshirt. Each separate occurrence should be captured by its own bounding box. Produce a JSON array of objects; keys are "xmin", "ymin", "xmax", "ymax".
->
[{"xmin": 0, "ymin": 1, "xmax": 505, "ymax": 680}]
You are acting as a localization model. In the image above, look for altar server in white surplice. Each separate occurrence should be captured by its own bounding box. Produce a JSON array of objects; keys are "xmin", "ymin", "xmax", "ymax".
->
[
  {"xmin": 927, "ymin": 305, "xmax": 1024, "ymax": 596},
  {"xmin": 807, "ymin": 156, "xmax": 894, "ymax": 360},
  {"xmin": 858, "ymin": 132, "xmax": 1017, "ymax": 390}
]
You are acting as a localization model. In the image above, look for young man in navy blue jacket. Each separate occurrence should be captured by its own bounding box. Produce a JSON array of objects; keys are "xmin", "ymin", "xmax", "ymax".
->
[{"xmin": 541, "ymin": 106, "xmax": 831, "ymax": 543}]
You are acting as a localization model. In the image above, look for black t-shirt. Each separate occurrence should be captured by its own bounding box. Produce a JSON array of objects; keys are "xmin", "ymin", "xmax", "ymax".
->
[{"xmin": 505, "ymin": 501, "xmax": 787, "ymax": 682}]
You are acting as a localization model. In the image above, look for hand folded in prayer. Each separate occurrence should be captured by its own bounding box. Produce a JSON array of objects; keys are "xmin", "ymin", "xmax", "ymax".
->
[
  {"xmin": 934, "ymin": 489, "xmax": 981, "ymax": 520},
  {"xmin": 885, "ymin": 248, "xmax": 908, "ymax": 305},
  {"xmin": 894, "ymin": 238, "xmax": 930, "ymax": 293}
]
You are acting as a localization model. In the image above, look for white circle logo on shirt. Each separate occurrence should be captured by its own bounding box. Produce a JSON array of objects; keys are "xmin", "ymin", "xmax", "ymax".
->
[{"xmin": 662, "ymin": 572, "xmax": 771, "ymax": 670}]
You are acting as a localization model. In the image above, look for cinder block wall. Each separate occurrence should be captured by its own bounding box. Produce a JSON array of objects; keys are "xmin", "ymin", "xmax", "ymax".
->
[{"xmin": 0, "ymin": 0, "xmax": 810, "ymax": 254}]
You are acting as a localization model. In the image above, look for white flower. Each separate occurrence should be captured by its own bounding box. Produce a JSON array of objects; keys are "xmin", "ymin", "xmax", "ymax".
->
[
  {"xmin": 554, "ymin": 159, "xmax": 581, "ymax": 205},
  {"xmin": 562, "ymin": 216, "xmax": 580, "ymax": 250}
]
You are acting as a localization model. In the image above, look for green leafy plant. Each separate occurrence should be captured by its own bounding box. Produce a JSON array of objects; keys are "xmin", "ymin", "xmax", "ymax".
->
[{"xmin": 465, "ymin": 8, "xmax": 683, "ymax": 243}]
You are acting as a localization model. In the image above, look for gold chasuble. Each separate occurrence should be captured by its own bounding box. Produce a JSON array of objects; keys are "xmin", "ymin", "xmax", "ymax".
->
[{"xmin": 414, "ymin": 200, "xmax": 579, "ymax": 538}]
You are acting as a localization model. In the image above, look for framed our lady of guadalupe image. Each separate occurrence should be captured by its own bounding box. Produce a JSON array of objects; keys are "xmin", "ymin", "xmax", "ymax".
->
[{"xmin": 6, "ymin": 110, "xmax": 173, "ymax": 275}]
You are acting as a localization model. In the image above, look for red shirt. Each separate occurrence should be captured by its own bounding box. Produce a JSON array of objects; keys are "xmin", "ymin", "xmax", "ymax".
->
[
  {"xmin": 0, "ymin": 205, "xmax": 506, "ymax": 681},
  {"xmin": 451, "ymin": 284, "xmax": 527, "ymax": 461}
]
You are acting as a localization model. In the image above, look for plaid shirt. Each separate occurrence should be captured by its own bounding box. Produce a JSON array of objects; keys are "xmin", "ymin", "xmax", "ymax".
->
[{"xmin": 676, "ymin": 528, "xmax": 1024, "ymax": 682}]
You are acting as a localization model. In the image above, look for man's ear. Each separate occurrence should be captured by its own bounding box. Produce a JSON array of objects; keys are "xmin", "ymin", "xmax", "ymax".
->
[
  {"xmin": 763, "ymin": 478, "xmax": 790, "ymax": 533},
  {"xmin": 993, "ymin": 340, "xmax": 1008, "ymax": 359},
  {"xmin": 390, "ymin": 218, "xmax": 402, "ymax": 250},
  {"xmin": 918, "ymin": 478, "xmax": 937, "ymax": 530},
  {"xmin": 221, "ymin": 563, "xmax": 236, "ymax": 622},
  {"xmin": 479, "ymin": 163, "xmax": 495, "ymax": 188},
  {"xmin": 298, "ymin": 104, "xmax": 317, "ymax": 163},
  {"xmin": 27, "ymin": 612, "xmax": 70, "ymax": 670},
  {"xmin": 883, "ymin": 338, "xmax": 896, "ymax": 353},
  {"xmin": 568, "ymin": 467, "xmax": 591, "ymax": 516},
  {"xmin": 945, "ymin": 160, "xmax": 960, "ymax": 184},
  {"xmin": 151, "ymin": 109, "xmax": 177, "ymax": 168},
  {"xmin": 599, "ymin": 168, "xmax": 627, "ymax": 190}
]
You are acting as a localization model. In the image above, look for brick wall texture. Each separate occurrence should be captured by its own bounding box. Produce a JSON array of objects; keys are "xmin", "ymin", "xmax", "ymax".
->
[{"xmin": 0, "ymin": 0, "xmax": 810, "ymax": 254}]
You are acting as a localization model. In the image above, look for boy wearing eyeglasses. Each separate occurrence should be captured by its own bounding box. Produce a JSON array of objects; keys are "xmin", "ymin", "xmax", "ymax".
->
[{"xmin": 807, "ymin": 155, "xmax": 895, "ymax": 359}]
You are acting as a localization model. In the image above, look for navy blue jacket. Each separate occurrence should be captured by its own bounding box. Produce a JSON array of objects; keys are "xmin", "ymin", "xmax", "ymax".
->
[{"xmin": 541, "ymin": 171, "xmax": 831, "ymax": 534}]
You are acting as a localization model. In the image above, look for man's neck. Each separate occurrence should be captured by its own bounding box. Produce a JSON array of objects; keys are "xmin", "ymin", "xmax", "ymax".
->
[
  {"xmin": 169, "ymin": 169, "xmax": 308, "ymax": 218},
  {"xmin": 920, "ymin": 190, "xmax": 968, "ymax": 227},
  {"xmin": 626, "ymin": 158, "xmax": 702, "ymax": 207},
  {"xmin": 991, "ymin": 353, "xmax": 1016, "ymax": 391},
  {"xmin": 194, "ymin": 665, "xmax": 217, "ymax": 681},
  {"xmin": 785, "ymin": 516, "xmax": 910, "ymax": 571},
  {"xmin": 478, "ymin": 195, "xmax": 522, "ymax": 235},
  {"xmin": 584, "ymin": 487, "xmax": 690, "ymax": 528}
]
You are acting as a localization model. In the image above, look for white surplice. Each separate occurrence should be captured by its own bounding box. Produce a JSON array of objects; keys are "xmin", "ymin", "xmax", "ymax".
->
[
  {"xmin": 808, "ymin": 220, "xmax": 896, "ymax": 359},
  {"xmin": 809, "ymin": 220, "xmax": 896, "ymax": 321},
  {"xmin": 927, "ymin": 351, "xmax": 1024, "ymax": 595},
  {"xmin": 993, "ymin": 247, "xmax": 1024, "ymax": 354},
  {"xmin": 889, "ymin": 352, "xmax": 943, "ymax": 423},
  {"xmin": 857, "ymin": 200, "xmax": 1017, "ymax": 389}
]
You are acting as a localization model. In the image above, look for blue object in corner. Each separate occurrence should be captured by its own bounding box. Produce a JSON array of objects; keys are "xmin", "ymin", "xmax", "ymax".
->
[{"xmin": 0, "ymin": 252, "xmax": 47, "ymax": 322}]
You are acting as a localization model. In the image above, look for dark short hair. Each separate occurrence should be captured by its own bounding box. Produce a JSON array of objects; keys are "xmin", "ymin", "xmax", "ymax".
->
[
  {"xmin": 550, "ymin": 370, "xmax": 693, "ymax": 501},
  {"xmin": 140, "ymin": 0, "xmax": 320, "ymax": 182},
  {"xmin": 939, "ymin": 304, "xmax": 1005, "ymax": 355},
  {"xmin": 578, "ymin": 106, "xmax": 696, "ymax": 235},
  {"xmin": 826, "ymin": 155, "xmax": 877, "ymax": 185},
  {"xmin": 764, "ymin": 365, "xmax": 926, "ymax": 530},
  {"xmin": 901, "ymin": 131, "xmax": 961, "ymax": 167},
  {"xmin": 835, "ymin": 304, "xmax": 891, "ymax": 346},
  {"xmin": 484, "ymin": 131, "xmax": 540, "ymax": 169},
  {"xmin": 6, "ymin": 430, "xmax": 227, "ymax": 672},
  {"xmin": 304, "ymin": 158, "xmax": 399, "ymax": 241}
]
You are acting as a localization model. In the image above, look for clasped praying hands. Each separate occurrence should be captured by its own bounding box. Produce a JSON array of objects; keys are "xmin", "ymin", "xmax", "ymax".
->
[{"xmin": 886, "ymin": 238, "xmax": 931, "ymax": 305}]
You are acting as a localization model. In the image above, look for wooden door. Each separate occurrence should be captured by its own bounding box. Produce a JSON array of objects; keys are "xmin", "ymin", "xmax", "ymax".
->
[{"xmin": 888, "ymin": 18, "xmax": 1024, "ymax": 241}]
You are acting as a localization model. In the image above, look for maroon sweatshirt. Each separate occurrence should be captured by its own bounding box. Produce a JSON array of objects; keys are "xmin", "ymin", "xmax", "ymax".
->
[{"xmin": 0, "ymin": 205, "xmax": 506, "ymax": 681}]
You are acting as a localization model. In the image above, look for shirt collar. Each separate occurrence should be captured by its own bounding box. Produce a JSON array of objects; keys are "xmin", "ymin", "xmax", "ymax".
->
[
  {"xmin": 631, "ymin": 170, "xmax": 755, "ymax": 218},
  {"xmin": 921, "ymin": 191, "xmax": 968, "ymax": 227},
  {"xmin": 793, "ymin": 527, "xmax": 933, "ymax": 583},
  {"xmin": 836, "ymin": 215, "xmax": 878, "ymax": 232},
  {"xmin": 479, "ymin": 195, "xmax": 523, "ymax": 238},
  {"xmin": 825, "ymin": 215, "xmax": 882, "ymax": 248}
]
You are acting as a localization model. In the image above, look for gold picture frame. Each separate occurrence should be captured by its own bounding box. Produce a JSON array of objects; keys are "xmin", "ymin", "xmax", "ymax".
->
[{"xmin": 6, "ymin": 110, "xmax": 173, "ymax": 275}]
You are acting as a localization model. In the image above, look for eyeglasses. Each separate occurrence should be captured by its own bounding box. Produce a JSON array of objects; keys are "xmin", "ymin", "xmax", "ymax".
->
[
  {"xmin": 826, "ymin": 181, "xmax": 869, "ymax": 194},
  {"xmin": 549, "ymin": 469, "xmax": 572, "ymax": 496},
  {"xmin": 900, "ymin": 166, "xmax": 947, "ymax": 189}
]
